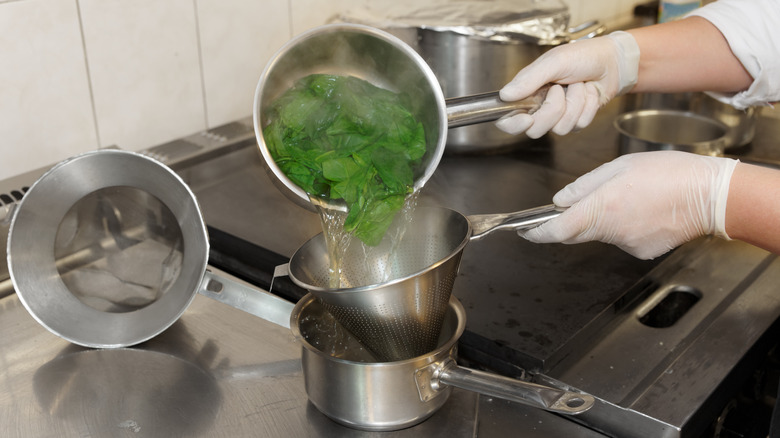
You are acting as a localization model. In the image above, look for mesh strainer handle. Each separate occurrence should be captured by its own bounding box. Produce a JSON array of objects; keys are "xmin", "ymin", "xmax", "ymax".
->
[{"xmin": 467, "ymin": 204, "xmax": 565, "ymax": 241}]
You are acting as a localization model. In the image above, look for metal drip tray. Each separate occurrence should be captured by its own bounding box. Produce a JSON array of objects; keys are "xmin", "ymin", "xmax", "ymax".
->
[{"xmin": 547, "ymin": 238, "xmax": 780, "ymax": 436}]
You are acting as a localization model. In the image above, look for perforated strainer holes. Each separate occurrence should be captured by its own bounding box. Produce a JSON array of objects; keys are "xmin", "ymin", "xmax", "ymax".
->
[{"xmin": 320, "ymin": 267, "xmax": 459, "ymax": 362}]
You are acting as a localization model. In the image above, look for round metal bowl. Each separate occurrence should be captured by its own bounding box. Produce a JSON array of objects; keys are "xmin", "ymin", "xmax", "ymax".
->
[
  {"xmin": 614, "ymin": 109, "xmax": 729, "ymax": 156},
  {"xmin": 620, "ymin": 92, "xmax": 756, "ymax": 149}
]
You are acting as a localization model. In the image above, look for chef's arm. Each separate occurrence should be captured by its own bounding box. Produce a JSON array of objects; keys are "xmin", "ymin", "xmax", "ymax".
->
[
  {"xmin": 496, "ymin": 10, "xmax": 765, "ymax": 138},
  {"xmin": 516, "ymin": 153, "xmax": 780, "ymax": 260},
  {"xmin": 627, "ymin": 16, "xmax": 753, "ymax": 95},
  {"xmin": 725, "ymin": 163, "xmax": 780, "ymax": 254}
]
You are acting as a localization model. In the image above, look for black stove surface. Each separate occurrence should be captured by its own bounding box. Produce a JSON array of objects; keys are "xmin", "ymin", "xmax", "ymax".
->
[
  {"xmin": 170, "ymin": 96, "xmax": 780, "ymax": 437},
  {"xmin": 190, "ymin": 98, "xmax": 664, "ymax": 376}
]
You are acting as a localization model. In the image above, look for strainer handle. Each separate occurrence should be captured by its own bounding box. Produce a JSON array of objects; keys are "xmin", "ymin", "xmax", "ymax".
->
[{"xmin": 467, "ymin": 204, "xmax": 565, "ymax": 241}]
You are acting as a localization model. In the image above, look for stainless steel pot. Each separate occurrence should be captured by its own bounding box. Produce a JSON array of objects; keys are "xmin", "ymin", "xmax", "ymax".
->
[
  {"xmin": 8, "ymin": 149, "xmax": 294, "ymax": 348},
  {"xmin": 290, "ymin": 293, "xmax": 594, "ymax": 431},
  {"xmin": 385, "ymin": 21, "xmax": 604, "ymax": 153},
  {"xmin": 615, "ymin": 109, "xmax": 729, "ymax": 156},
  {"xmin": 253, "ymin": 23, "xmax": 547, "ymax": 212},
  {"xmin": 621, "ymin": 92, "xmax": 756, "ymax": 150}
]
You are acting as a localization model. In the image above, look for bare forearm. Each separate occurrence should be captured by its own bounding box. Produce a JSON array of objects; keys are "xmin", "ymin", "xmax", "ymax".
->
[
  {"xmin": 627, "ymin": 17, "xmax": 753, "ymax": 94},
  {"xmin": 725, "ymin": 163, "xmax": 780, "ymax": 254}
]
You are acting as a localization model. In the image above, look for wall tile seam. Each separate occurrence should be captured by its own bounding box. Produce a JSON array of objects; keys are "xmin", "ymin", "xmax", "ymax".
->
[
  {"xmin": 74, "ymin": 0, "xmax": 102, "ymax": 149},
  {"xmin": 192, "ymin": 0, "xmax": 209, "ymax": 130}
]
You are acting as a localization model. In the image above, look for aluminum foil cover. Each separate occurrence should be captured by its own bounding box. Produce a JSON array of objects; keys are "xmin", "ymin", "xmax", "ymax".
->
[{"xmin": 334, "ymin": 0, "xmax": 570, "ymax": 45}]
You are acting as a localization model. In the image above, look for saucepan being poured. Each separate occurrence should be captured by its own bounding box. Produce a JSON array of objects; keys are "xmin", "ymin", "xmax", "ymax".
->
[
  {"xmin": 255, "ymin": 23, "xmax": 552, "ymax": 361},
  {"xmin": 253, "ymin": 23, "xmax": 547, "ymax": 229}
]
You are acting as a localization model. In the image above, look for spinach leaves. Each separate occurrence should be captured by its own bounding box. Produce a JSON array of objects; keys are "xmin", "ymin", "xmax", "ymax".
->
[{"xmin": 263, "ymin": 74, "xmax": 427, "ymax": 246}]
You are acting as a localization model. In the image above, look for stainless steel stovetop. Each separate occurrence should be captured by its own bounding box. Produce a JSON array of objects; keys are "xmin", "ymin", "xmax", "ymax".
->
[{"xmin": 1, "ymin": 97, "xmax": 780, "ymax": 437}]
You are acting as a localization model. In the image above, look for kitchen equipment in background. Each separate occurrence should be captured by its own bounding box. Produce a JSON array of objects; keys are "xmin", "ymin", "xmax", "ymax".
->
[
  {"xmin": 291, "ymin": 293, "xmax": 593, "ymax": 431},
  {"xmin": 615, "ymin": 109, "xmax": 729, "ymax": 156},
  {"xmin": 621, "ymin": 92, "xmax": 757, "ymax": 151},
  {"xmin": 253, "ymin": 23, "xmax": 547, "ymax": 212},
  {"xmin": 343, "ymin": 1, "xmax": 604, "ymax": 153},
  {"xmin": 275, "ymin": 204, "xmax": 561, "ymax": 362},
  {"xmin": 8, "ymin": 149, "xmax": 294, "ymax": 348}
]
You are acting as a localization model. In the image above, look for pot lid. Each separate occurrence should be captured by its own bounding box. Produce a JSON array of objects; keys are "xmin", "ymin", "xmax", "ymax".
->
[{"xmin": 336, "ymin": 0, "xmax": 571, "ymax": 45}]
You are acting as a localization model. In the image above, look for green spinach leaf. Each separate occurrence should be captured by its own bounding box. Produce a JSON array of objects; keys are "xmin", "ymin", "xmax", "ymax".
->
[{"xmin": 263, "ymin": 74, "xmax": 427, "ymax": 246}]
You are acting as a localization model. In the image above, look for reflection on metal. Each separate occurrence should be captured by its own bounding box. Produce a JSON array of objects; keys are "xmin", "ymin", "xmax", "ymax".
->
[{"xmin": 53, "ymin": 186, "xmax": 183, "ymax": 313}]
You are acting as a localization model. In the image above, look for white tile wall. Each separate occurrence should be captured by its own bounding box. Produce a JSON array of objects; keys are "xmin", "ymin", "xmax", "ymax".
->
[
  {"xmin": 0, "ymin": 0, "xmax": 646, "ymax": 181},
  {"xmin": 0, "ymin": 0, "xmax": 96, "ymax": 179},
  {"xmin": 197, "ymin": 0, "xmax": 290, "ymax": 127},
  {"xmin": 79, "ymin": 0, "xmax": 204, "ymax": 152}
]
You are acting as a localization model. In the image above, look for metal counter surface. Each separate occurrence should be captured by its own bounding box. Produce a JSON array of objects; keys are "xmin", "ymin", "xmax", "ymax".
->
[
  {"xmin": 0, "ymin": 268, "xmax": 492, "ymax": 438},
  {"xmin": 2, "ymin": 96, "xmax": 780, "ymax": 437}
]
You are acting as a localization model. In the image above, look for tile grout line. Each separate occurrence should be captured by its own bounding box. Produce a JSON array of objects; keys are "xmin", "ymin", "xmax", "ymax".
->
[
  {"xmin": 193, "ymin": 0, "xmax": 209, "ymax": 129},
  {"xmin": 287, "ymin": 0, "xmax": 293, "ymax": 38},
  {"xmin": 75, "ymin": 0, "xmax": 102, "ymax": 148}
]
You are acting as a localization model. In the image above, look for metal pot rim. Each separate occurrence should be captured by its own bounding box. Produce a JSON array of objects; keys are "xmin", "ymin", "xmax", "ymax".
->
[
  {"xmin": 614, "ymin": 108, "xmax": 729, "ymax": 148},
  {"xmin": 8, "ymin": 149, "xmax": 209, "ymax": 348},
  {"xmin": 286, "ymin": 206, "xmax": 472, "ymax": 295},
  {"xmin": 289, "ymin": 293, "xmax": 466, "ymax": 365}
]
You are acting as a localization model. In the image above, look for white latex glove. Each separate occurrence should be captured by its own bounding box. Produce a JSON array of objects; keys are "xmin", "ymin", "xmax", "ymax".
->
[
  {"xmin": 520, "ymin": 151, "xmax": 739, "ymax": 260},
  {"xmin": 496, "ymin": 31, "xmax": 640, "ymax": 139}
]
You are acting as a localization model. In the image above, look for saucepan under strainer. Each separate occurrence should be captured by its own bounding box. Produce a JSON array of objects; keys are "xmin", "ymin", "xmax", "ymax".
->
[{"xmin": 275, "ymin": 204, "xmax": 562, "ymax": 362}]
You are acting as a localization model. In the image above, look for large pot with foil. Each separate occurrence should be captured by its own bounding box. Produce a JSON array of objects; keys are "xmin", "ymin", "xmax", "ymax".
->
[{"xmin": 341, "ymin": 0, "xmax": 604, "ymax": 153}]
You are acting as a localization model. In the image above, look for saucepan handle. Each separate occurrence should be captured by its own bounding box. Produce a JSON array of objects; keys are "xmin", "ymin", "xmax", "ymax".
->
[
  {"xmin": 415, "ymin": 358, "xmax": 594, "ymax": 415},
  {"xmin": 198, "ymin": 269, "xmax": 295, "ymax": 329},
  {"xmin": 445, "ymin": 86, "xmax": 549, "ymax": 128},
  {"xmin": 467, "ymin": 204, "xmax": 565, "ymax": 241}
]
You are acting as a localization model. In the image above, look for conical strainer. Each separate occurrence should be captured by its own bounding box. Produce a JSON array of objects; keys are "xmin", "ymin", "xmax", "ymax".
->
[{"xmin": 277, "ymin": 204, "xmax": 561, "ymax": 362}]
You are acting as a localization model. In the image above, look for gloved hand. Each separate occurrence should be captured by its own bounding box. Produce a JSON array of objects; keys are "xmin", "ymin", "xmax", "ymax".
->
[
  {"xmin": 519, "ymin": 151, "xmax": 739, "ymax": 260},
  {"xmin": 496, "ymin": 31, "xmax": 640, "ymax": 139}
]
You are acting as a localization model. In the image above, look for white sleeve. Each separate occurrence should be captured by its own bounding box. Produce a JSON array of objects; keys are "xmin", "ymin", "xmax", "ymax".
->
[{"xmin": 689, "ymin": 0, "xmax": 780, "ymax": 109}]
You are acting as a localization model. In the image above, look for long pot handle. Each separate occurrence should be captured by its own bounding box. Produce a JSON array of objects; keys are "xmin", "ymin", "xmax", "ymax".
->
[
  {"xmin": 445, "ymin": 86, "xmax": 549, "ymax": 128},
  {"xmin": 198, "ymin": 269, "xmax": 295, "ymax": 329},
  {"xmin": 467, "ymin": 204, "xmax": 565, "ymax": 241},
  {"xmin": 416, "ymin": 358, "xmax": 594, "ymax": 415}
]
